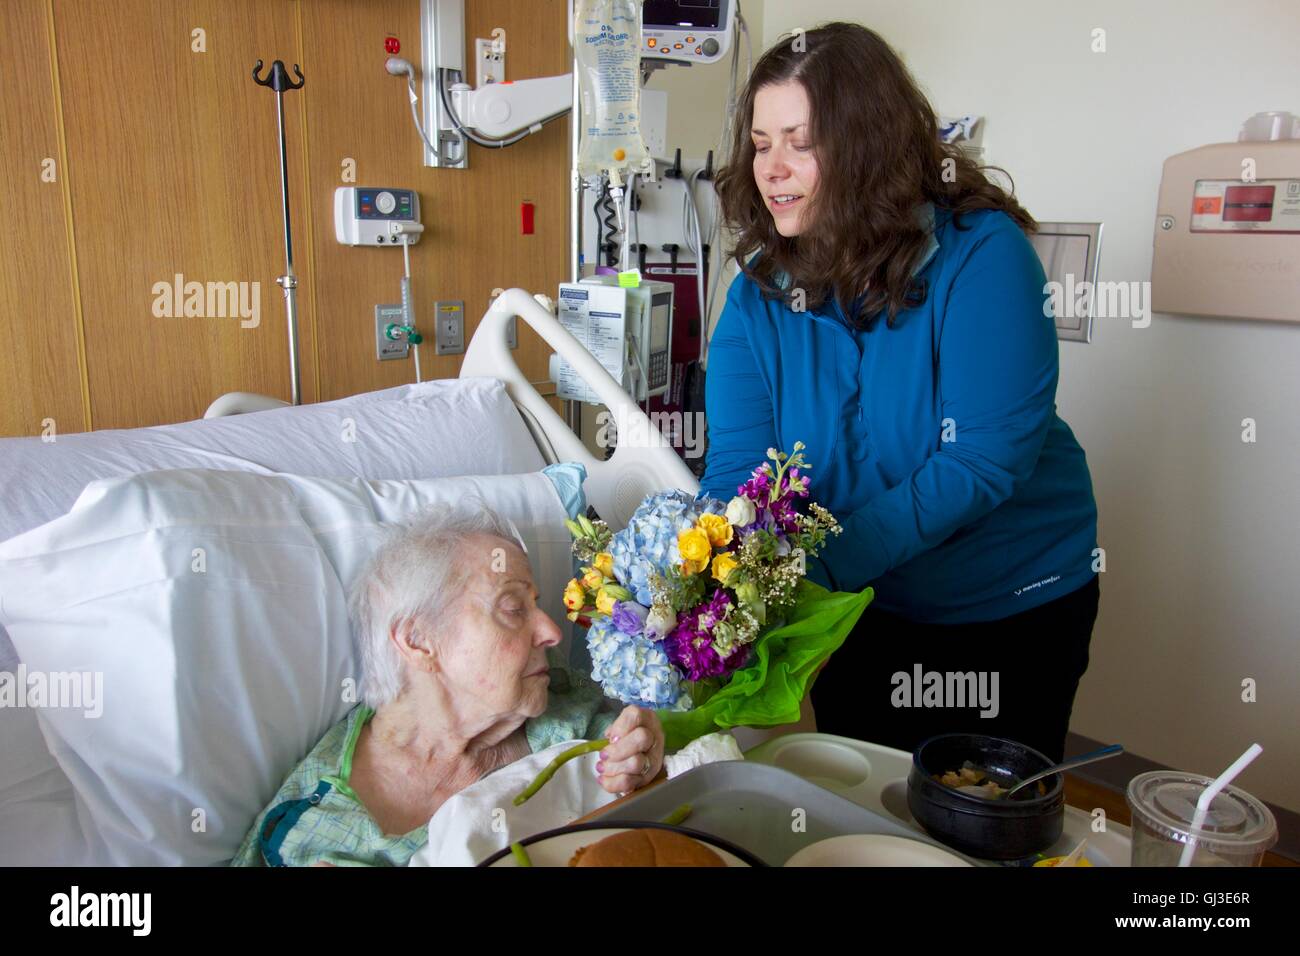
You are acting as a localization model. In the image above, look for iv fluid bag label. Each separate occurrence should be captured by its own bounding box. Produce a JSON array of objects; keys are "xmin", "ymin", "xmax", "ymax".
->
[
  {"xmin": 577, "ymin": 0, "xmax": 650, "ymax": 178},
  {"xmin": 593, "ymin": 42, "xmax": 636, "ymax": 110}
]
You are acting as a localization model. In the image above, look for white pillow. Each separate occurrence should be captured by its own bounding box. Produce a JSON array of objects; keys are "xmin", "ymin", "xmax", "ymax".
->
[
  {"xmin": 0, "ymin": 377, "xmax": 543, "ymax": 860},
  {"xmin": 0, "ymin": 465, "xmax": 580, "ymax": 865}
]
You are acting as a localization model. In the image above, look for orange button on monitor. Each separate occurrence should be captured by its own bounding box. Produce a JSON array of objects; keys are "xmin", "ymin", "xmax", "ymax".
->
[{"xmin": 1193, "ymin": 196, "xmax": 1223, "ymax": 215}]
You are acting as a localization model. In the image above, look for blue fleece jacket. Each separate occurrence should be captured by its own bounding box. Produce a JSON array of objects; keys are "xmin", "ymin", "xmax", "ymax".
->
[{"xmin": 701, "ymin": 205, "xmax": 1098, "ymax": 623}]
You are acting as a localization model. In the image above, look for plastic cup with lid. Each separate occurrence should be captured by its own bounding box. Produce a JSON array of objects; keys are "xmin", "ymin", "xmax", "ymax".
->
[{"xmin": 1126, "ymin": 770, "xmax": 1277, "ymax": 867}]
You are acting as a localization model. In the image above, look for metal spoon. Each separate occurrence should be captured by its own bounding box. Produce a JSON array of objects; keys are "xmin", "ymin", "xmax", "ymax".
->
[{"xmin": 1004, "ymin": 744, "xmax": 1125, "ymax": 798}]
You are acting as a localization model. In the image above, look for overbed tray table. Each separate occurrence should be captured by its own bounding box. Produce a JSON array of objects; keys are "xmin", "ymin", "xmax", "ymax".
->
[{"xmin": 585, "ymin": 732, "xmax": 1133, "ymax": 867}]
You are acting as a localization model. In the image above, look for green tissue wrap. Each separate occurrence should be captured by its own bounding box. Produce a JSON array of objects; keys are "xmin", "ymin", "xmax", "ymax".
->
[{"xmin": 659, "ymin": 580, "xmax": 874, "ymax": 753}]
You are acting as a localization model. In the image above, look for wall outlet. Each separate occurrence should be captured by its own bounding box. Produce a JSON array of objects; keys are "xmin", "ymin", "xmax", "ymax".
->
[
  {"xmin": 375, "ymin": 304, "xmax": 408, "ymax": 360},
  {"xmin": 434, "ymin": 300, "xmax": 465, "ymax": 355},
  {"xmin": 475, "ymin": 38, "xmax": 506, "ymax": 88}
]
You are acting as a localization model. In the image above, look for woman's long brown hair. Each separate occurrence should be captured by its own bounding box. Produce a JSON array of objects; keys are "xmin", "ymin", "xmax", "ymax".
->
[{"xmin": 715, "ymin": 21, "xmax": 1036, "ymax": 329}]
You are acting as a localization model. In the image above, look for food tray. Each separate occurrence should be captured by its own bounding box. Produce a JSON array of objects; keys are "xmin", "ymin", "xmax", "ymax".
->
[
  {"xmin": 595, "ymin": 759, "xmax": 974, "ymax": 866},
  {"xmin": 743, "ymin": 732, "xmax": 1134, "ymax": 867}
]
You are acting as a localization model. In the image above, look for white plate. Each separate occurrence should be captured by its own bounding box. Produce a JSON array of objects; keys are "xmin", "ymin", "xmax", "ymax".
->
[
  {"xmin": 485, "ymin": 827, "xmax": 757, "ymax": 867},
  {"xmin": 784, "ymin": 834, "xmax": 974, "ymax": 867}
]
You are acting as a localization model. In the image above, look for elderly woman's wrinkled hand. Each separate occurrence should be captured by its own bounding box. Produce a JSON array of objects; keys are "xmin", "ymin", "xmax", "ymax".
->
[{"xmin": 594, "ymin": 705, "xmax": 664, "ymax": 794}]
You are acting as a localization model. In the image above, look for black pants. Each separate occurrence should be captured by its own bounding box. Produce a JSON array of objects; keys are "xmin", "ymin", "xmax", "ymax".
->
[{"xmin": 810, "ymin": 575, "xmax": 1100, "ymax": 764}]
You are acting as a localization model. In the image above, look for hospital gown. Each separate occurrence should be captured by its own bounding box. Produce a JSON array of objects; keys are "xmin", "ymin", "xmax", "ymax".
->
[{"xmin": 230, "ymin": 666, "xmax": 617, "ymax": 866}]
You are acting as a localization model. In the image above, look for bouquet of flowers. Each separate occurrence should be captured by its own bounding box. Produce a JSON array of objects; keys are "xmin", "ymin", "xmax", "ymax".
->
[{"xmin": 562, "ymin": 443, "xmax": 874, "ymax": 751}]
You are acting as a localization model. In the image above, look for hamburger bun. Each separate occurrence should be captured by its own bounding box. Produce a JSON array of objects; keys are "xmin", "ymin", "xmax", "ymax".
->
[{"xmin": 569, "ymin": 828, "xmax": 727, "ymax": 867}]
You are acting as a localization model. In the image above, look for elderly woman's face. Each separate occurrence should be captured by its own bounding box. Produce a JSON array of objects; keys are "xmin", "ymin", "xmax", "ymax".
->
[{"xmin": 434, "ymin": 535, "xmax": 560, "ymax": 726}]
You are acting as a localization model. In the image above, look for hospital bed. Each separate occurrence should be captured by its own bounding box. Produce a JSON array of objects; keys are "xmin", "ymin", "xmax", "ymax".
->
[{"xmin": 0, "ymin": 289, "xmax": 698, "ymax": 866}]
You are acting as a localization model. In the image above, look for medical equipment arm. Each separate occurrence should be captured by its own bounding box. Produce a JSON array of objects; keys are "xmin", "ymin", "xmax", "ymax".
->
[{"xmin": 448, "ymin": 73, "xmax": 574, "ymax": 139}]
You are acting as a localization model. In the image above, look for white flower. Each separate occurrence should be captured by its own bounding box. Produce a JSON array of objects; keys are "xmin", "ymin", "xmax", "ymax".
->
[
  {"xmin": 646, "ymin": 604, "xmax": 678, "ymax": 640},
  {"xmin": 724, "ymin": 496, "xmax": 756, "ymax": 527}
]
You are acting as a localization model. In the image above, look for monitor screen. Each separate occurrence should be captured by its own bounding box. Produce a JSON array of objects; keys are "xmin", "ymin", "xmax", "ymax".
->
[{"xmin": 643, "ymin": 0, "xmax": 722, "ymax": 31}]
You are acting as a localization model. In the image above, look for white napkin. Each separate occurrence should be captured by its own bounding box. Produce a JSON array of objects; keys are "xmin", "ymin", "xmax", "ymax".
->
[
  {"xmin": 408, "ymin": 740, "xmax": 615, "ymax": 867},
  {"xmin": 664, "ymin": 731, "xmax": 745, "ymax": 778}
]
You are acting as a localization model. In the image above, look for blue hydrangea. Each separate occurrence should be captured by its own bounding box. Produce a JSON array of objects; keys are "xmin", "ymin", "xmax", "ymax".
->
[
  {"xmin": 587, "ymin": 616, "xmax": 692, "ymax": 710},
  {"xmin": 609, "ymin": 490, "xmax": 725, "ymax": 606}
]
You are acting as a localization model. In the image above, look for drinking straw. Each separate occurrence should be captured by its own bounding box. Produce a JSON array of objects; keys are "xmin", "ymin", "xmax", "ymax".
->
[{"xmin": 1177, "ymin": 743, "xmax": 1263, "ymax": 867}]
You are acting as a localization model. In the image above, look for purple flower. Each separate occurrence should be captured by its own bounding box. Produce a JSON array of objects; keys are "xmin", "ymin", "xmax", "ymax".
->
[
  {"xmin": 610, "ymin": 600, "xmax": 649, "ymax": 637},
  {"xmin": 738, "ymin": 465, "xmax": 773, "ymax": 504},
  {"xmin": 663, "ymin": 590, "xmax": 749, "ymax": 682}
]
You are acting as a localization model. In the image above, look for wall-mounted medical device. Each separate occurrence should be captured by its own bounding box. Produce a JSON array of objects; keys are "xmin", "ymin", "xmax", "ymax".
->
[
  {"xmin": 334, "ymin": 187, "xmax": 427, "ymax": 380},
  {"xmin": 642, "ymin": 0, "xmax": 736, "ymax": 64},
  {"xmin": 1152, "ymin": 113, "xmax": 1300, "ymax": 324},
  {"xmin": 333, "ymin": 187, "xmax": 422, "ymax": 245},
  {"xmin": 552, "ymin": 277, "xmax": 673, "ymax": 404},
  {"xmin": 401, "ymin": 0, "xmax": 572, "ymax": 169}
]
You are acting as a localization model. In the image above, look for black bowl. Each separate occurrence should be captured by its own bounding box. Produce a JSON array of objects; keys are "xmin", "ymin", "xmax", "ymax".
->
[{"xmin": 907, "ymin": 733, "xmax": 1064, "ymax": 861}]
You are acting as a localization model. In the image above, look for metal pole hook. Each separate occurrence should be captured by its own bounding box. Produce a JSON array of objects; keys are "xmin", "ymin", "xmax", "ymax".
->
[{"xmin": 252, "ymin": 59, "xmax": 305, "ymax": 93}]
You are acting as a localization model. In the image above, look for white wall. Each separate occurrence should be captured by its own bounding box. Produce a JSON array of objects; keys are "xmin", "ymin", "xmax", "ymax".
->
[
  {"xmin": 642, "ymin": 0, "xmax": 763, "ymax": 327},
  {"xmin": 757, "ymin": 0, "xmax": 1300, "ymax": 810}
]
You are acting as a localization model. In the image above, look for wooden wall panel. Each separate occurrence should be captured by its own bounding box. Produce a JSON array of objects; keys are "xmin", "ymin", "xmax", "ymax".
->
[
  {"xmin": 0, "ymin": 0, "xmax": 573, "ymax": 436},
  {"xmin": 0, "ymin": 0, "xmax": 88, "ymax": 437},
  {"xmin": 303, "ymin": 0, "xmax": 572, "ymax": 400},
  {"xmin": 53, "ymin": 0, "xmax": 319, "ymax": 428}
]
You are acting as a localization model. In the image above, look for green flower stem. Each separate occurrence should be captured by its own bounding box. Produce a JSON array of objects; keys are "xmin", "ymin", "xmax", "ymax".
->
[
  {"xmin": 768, "ymin": 443, "xmax": 808, "ymax": 505},
  {"xmin": 661, "ymin": 803, "xmax": 692, "ymax": 826},
  {"xmin": 510, "ymin": 842, "xmax": 533, "ymax": 867},
  {"xmin": 513, "ymin": 739, "xmax": 609, "ymax": 806}
]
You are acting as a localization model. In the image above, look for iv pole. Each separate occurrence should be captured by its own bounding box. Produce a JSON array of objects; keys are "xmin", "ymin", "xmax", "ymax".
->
[{"xmin": 252, "ymin": 59, "xmax": 305, "ymax": 406}]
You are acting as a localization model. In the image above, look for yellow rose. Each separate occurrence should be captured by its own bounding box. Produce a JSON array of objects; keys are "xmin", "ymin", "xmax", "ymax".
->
[
  {"xmin": 581, "ymin": 567, "xmax": 605, "ymax": 590},
  {"xmin": 697, "ymin": 514, "xmax": 734, "ymax": 548},
  {"xmin": 677, "ymin": 527, "xmax": 712, "ymax": 566},
  {"xmin": 563, "ymin": 579, "xmax": 586, "ymax": 611},
  {"xmin": 711, "ymin": 551, "xmax": 740, "ymax": 584},
  {"xmin": 593, "ymin": 551, "xmax": 614, "ymax": 578},
  {"xmin": 595, "ymin": 586, "xmax": 618, "ymax": 615}
]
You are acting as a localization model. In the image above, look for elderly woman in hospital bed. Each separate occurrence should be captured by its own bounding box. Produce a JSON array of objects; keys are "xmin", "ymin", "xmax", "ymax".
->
[{"xmin": 231, "ymin": 506, "xmax": 664, "ymax": 867}]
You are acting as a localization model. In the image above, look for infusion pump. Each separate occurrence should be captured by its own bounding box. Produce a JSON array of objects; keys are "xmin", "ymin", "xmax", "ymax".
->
[{"xmin": 552, "ymin": 276, "xmax": 674, "ymax": 404}]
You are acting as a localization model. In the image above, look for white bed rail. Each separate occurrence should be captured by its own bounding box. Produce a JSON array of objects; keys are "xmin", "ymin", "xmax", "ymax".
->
[{"xmin": 461, "ymin": 288, "xmax": 699, "ymax": 528}]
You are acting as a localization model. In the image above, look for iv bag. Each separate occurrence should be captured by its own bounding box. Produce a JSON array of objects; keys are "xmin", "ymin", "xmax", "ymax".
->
[{"xmin": 575, "ymin": 0, "xmax": 651, "ymax": 183}]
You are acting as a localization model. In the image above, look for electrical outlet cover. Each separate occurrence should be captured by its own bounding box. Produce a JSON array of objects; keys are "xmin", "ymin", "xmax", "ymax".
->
[{"xmin": 434, "ymin": 300, "xmax": 465, "ymax": 355}]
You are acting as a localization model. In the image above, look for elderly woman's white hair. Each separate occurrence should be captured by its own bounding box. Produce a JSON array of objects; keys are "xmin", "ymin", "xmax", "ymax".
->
[{"xmin": 348, "ymin": 501, "xmax": 527, "ymax": 708}]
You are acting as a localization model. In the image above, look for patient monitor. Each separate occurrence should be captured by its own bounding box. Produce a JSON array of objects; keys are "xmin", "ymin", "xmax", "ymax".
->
[
  {"xmin": 642, "ymin": 0, "xmax": 737, "ymax": 65},
  {"xmin": 552, "ymin": 277, "xmax": 673, "ymax": 404}
]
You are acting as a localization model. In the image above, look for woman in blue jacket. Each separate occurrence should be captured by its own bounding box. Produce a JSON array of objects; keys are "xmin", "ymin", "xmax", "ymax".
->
[{"xmin": 701, "ymin": 22, "xmax": 1099, "ymax": 763}]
